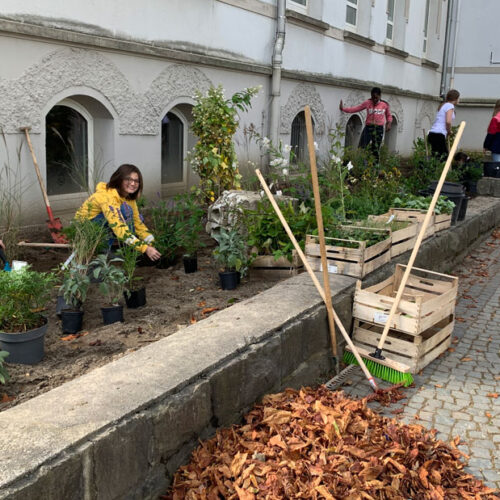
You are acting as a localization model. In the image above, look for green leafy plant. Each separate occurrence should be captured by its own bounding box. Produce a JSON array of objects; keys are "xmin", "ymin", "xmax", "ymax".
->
[
  {"xmin": 213, "ymin": 227, "xmax": 248, "ymax": 276},
  {"xmin": 244, "ymin": 200, "xmax": 320, "ymax": 261},
  {"xmin": 150, "ymin": 198, "xmax": 178, "ymax": 262},
  {"xmin": 63, "ymin": 211, "xmax": 109, "ymax": 266},
  {"xmin": 0, "ymin": 350, "xmax": 9, "ymax": 384},
  {"xmin": 174, "ymin": 193, "xmax": 206, "ymax": 257},
  {"xmin": 392, "ymin": 194, "xmax": 455, "ymax": 215},
  {"xmin": 59, "ymin": 262, "xmax": 91, "ymax": 310},
  {"xmin": 324, "ymin": 226, "xmax": 389, "ymax": 248},
  {"xmin": 90, "ymin": 254, "xmax": 127, "ymax": 306},
  {"xmin": 117, "ymin": 237, "xmax": 143, "ymax": 293},
  {"xmin": 190, "ymin": 85, "xmax": 260, "ymax": 202},
  {"xmin": 0, "ymin": 267, "xmax": 56, "ymax": 332}
]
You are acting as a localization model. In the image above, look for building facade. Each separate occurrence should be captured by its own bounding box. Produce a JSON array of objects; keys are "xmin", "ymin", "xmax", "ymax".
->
[{"xmin": 0, "ymin": 0, "xmax": 496, "ymax": 222}]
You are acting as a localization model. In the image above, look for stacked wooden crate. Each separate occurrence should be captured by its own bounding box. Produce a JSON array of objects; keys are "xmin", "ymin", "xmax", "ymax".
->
[
  {"xmin": 351, "ymin": 264, "xmax": 458, "ymax": 373},
  {"xmin": 305, "ymin": 226, "xmax": 391, "ymax": 278},
  {"xmin": 250, "ymin": 250, "xmax": 303, "ymax": 279},
  {"xmin": 366, "ymin": 215, "xmax": 419, "ymax": 258}
]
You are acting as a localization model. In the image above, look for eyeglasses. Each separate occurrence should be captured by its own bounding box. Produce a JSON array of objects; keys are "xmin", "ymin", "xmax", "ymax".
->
[{"xmin": 124, "ymin": 177, "xmax": 140, "ymax": 185}]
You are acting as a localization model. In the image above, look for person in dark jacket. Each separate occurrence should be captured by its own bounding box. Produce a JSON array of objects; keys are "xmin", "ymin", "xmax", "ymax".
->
[{"xmin": 484, "ymin": 99, "xmax": 500, "ymax": 162}]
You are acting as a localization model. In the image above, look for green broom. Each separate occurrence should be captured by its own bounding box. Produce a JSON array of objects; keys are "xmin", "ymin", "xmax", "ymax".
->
[{"xmin": 344, "ymin": 120, "xmax": 466, "ymax": 387}]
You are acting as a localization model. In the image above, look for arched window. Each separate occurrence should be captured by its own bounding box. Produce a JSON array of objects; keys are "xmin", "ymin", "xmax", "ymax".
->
[
  {"xmin": 161, "ymin": 112, "xmax": 184, "ymax": 184},
  {"xmin": 345, "ymin": 115, "xmax": 363, "ymax": 149},
  {"xmin": 291, "ymin": 111, "xmax": 313, "ymax": 164},
  {"xmin": 46, "ymin": 105, "xmax": 88, "ymax": 195},
  {"xmin": 384, "ymin": 117, "xmax": 398, "ymax": 152}
]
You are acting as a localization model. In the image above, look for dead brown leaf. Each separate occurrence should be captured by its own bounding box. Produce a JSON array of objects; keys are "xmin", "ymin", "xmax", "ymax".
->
[
  {"xmin": 201, "ymin": 307, "xmax": 219, "ymax": 317},
  {"xmin": 1, "ymin": 393, "xmax": 15, "ymax": 403},
  {"xmin": 460, "ymin": 357, "xmax": 472, "ymax": 362}
]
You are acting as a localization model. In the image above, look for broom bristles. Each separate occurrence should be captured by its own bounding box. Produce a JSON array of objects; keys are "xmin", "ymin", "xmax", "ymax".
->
[{"xmin": 343, "ymin": 351, "xmax": 414, "ymax": 387}]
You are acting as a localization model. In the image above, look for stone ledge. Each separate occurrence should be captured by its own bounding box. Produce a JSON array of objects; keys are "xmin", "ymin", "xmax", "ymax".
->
[
  {"xmin": 285, "ymin": 9, "xmax": 330, "ymax": 31},
  {"xmin": 384, "ymin": 45, "xmax": 409, "ymax": 59},
  {"xmin": 343, "ymin": 30, "xmax": 376, "ymax": 48},
  {"xmin": 0, "ymin": 196, "xmax": 499, "ymax": 499},
  {"xmin": 422, "ymin": 58, "xmax": 440, "ymax": 69}
]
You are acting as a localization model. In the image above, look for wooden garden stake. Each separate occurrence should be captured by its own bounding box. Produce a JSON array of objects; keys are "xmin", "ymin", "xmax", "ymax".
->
[
  {"xmin": 255, "ymin": 169, "xmax": 378, "ymax": 391},
  {"xmin": 304, "ymin": 106, "xmax": 339, "ymax": 373}
]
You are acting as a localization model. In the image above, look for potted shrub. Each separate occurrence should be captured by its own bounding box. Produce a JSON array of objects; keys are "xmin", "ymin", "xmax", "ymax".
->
[
  {"xmin": 59, "ymin": 262, "xmax": 91, "ymax": 334},
  {"xmin": 58, "ymin": 212, "xmax": 108, "ymax": 311},
  {"xmin": 90, "ymin": 254, "xmax": 127, "ymax": 325},
  {"xmin": 175, "ymin": 194, "xmax": 205, "ymax": 273},
  {"xmin": 151, "ymin": 199, "xmax": 179, "ymax": 269},
  {"xmin": 0, "ymin": 267, "xmax": 56, "ymax": 364},
  {"xmin": 213, "ymin": 227, "xmax": 248, "ymax": 290},
  {"xmin": 118, "ymin": 240, "xmax": 146, "ymax": 308}
]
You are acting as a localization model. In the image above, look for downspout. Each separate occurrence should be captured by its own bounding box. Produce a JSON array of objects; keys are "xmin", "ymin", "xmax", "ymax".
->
[
  {"xmin": 269, "ymin": 0, "xmax": 286, "ymax": 146},
  {"xmin": 440, "ymin": 0, "xmax": 454, "ymax": 97},
  {"xmin": 449, "ymin": 0, "xmax": 461, "ymax": 89}
]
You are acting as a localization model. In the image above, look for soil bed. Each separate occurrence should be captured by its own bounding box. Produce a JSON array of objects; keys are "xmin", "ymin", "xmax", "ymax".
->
[{"xmin": 0, "ymin": 241, "xmax": 281, "ymax": 411}]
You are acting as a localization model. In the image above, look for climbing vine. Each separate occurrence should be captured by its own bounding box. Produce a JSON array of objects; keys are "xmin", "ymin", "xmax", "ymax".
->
[{"xmin": 190, "ymin": 85, "xmax": 259, "ymax": 202}]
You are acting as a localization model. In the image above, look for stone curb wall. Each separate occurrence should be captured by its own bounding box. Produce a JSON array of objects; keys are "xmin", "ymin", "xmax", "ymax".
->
[{"xmin": 0, "ymin": 197, "xmax": 499, "ymax": 499}]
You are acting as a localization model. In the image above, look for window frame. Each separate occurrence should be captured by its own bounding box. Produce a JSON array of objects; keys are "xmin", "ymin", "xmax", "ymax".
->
[
  {"xmin": 346, "ymin": 0, "xmax": 358, "ymax": 28},
  {"xmin": 423, "ymin": 0, "xmax": 430, "ymax": 54},
  {"xmin": 386, "ymin": 0, "xmax": 395, "ymax": 42},
  {"xmin": 288, "ymin": 0, "xmax": 308, "ymax": 14},
  {"xmin": 45, "ymin": 97, "xmax": 94, "ymax": 199},
  {"xmin": 160, "ymin": 108, "xmax": 189, "ymax": 189}
]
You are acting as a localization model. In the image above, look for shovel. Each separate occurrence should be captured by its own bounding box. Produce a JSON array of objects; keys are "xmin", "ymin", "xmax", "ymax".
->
[{"xmin": 20, "ymin": 127, "xmax": 67, "ymax": 244}]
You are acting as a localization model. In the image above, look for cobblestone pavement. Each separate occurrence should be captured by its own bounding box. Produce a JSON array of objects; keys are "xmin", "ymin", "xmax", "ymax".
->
[{"xmin": 339, "ymin": 229, "xmax": 500, "ymax": 490}]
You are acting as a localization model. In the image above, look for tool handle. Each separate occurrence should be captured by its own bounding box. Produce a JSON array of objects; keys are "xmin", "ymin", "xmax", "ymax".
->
[
  {"xmin": 375, "ymin": 121, "xmax": 466, "ymax": 353},
  {"xmin": 304, "ymin": 106, "xmax": 337, "ymax": 358},
  {"xmin": 255, "ymin": 169, "xmax": 377, "ymax": 391},
  {"xmin": 23, "ymin": 128, "xmax": 52, "ymax": 209}
]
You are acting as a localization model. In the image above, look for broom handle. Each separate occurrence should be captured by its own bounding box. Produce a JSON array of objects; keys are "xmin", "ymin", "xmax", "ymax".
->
[
  {"xmin": 255, "ymin": 169, "xmax": 378, "ymax": 391},
  {"xmin": 375, "ymin": 121, "xmax": 466, "ymax": 353},
  {"xmin": 304, "ymin": 106, "xmax": 337, "ymax": 359}
]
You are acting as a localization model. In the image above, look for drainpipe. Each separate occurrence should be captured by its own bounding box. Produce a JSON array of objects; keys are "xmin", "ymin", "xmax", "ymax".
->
[
  {"xmin": 449, "ymin": 0, "xmax": 461, "ymax": 89},
  {"xmin": 269, "ymin": 0, "xmax": 286, "ymax": 146},
  {"xmin": 440, "ymin": 0, "xmax": 454, "ymax": 97}
]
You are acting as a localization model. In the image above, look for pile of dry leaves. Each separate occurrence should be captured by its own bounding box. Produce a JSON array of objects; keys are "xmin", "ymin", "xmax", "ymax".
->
[{"xmin": 163, "ymin": 386, "xmax": 498, "ymax": 500}]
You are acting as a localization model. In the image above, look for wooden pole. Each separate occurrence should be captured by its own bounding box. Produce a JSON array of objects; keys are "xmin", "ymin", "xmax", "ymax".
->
[
  {"xmin": 304, "ymin": 106, "xmax": 338, "ymax": 369},
  {"xmin": 255, "ymin": 169, "xmax": 378, "ymax": 391}
]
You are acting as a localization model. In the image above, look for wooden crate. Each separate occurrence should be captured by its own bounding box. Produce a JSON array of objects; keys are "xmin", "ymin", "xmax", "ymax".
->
[
  {"xmin": 367, "ymin": 215, "xmax": 419, "ymax": 258},
  {"xmin": 434, "ymin": 213, "xmax": 452, "ymax": 232},
  {"xmin": 353, "ymin": 264, "xmax": 458, "ymax": 335},
  {"xmin": 352, "ymin": 316, "xmax": 454, "ymax": 374},
  {"xmin": 388, "ymin": 208, "xmax": 435, "ymax": 239},
  {"xmin": 250, "ymin": 250, "xmax": 303, "ymax": 279},
  {"xmin": 305, "ymin": 227, "xmax": 391, "ymax": 279}
]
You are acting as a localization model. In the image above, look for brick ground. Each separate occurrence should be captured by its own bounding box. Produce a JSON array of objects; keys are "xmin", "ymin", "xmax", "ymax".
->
[{"xmin": 339, "ymin": 229, "xmax": 500, "ymax": 489}]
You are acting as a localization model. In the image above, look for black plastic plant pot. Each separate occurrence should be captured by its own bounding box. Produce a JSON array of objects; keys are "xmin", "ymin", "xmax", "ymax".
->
[
  {"xmin": 183, "ymin": 255, "xmax": 198, "ymax": 274},
  {"xmin": 101, "ymin": 305, "xmax": 124, "ymax": 325},
  {"xmin": 219, "ymin": 271, "xmax": 239, "ymax": 290},
  {"xmin": 124, "ymin": 287, "xmax": 146, "ymax": 309},
  {"xmin": 56, "ymin": 295, "xmax": 79, "ymax": 318},
  {"xmin": 0, "ymin": 317, "xmax": 48, "ymax": 365},
  {"xmin": 61, "ymin": 310, "xmax": 84, "ymax": 334},
  {"xmin": 429, "ymin": 181, "xmax": 465, "ymax": 195},
  {"xmin": 157, "ymin": 255, "xmax": 177, "ymax": 269},
  {"xmin": 483, "ymin": 161, "xmax": 500, "ymax": 178}
]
